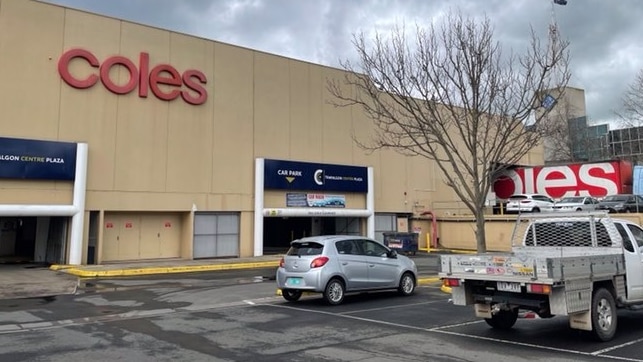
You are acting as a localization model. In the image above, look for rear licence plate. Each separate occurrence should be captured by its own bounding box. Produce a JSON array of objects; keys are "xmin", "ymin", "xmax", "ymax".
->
[
  {"xmin": 286, "ymin": 277, "xmax": 302, "ymax": 286},
  {"xmin": 497, "ymin": 281, "xmax": 521, "ymax": 293}
]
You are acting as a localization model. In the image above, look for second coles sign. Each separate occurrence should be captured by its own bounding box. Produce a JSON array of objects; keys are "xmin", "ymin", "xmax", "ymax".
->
[{"xmin": 58, "ymin": 48, "xmax": 208, "ymax": 105}]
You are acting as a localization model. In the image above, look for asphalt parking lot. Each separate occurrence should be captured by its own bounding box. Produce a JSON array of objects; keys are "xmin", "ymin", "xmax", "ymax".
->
[
  {"xmin": 5, "ymin": 268, "xmax": 643, "ymax": 361},
  {"xmin": 278, "ymin": 283, "xmax": 643, "ymax": 361}
]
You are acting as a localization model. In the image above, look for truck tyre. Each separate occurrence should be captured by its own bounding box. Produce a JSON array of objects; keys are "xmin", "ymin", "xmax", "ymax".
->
[
  {"xmin": 485, "ymin": 307, "xmax": 518, "ymax": 330},
  {"xmin": 591, "ymin": 288, "xmax": 617, "ymax": 342}
]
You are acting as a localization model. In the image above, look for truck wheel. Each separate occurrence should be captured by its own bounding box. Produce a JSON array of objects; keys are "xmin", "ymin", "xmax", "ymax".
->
[
  {"xmin": 281, "ymin": 289, "xmax": 302, "ymax": 302},
  {"xmin": 591, "ymin": 288, "xmax": 617, "ymax": 342},
  {"xmin": 485, "ymin": 308, "xmax": 518, "ymax": 330}
]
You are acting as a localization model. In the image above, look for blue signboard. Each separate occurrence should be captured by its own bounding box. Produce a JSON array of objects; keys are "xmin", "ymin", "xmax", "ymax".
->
[
  {"xmin": 542, "ymin": 94, "xmax": 556, "ymax": 110},
  {"xmin": 264, "ymin": 159, "xmax": 368, "ymax": 192},
  {"xmin": 0, "ymin": 137, "xmax": 77, "ymax": 180}
]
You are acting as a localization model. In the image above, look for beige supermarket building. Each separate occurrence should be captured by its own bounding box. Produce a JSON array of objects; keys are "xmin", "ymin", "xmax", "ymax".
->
[{"xmin": 0, "ymin": 0, "xmax": 545, "ymax": 265}]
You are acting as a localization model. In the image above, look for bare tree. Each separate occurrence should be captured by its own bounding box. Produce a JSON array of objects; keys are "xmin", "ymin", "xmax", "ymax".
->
[
  {"xmin": 328, "ymin": 11, "xmax": 570, "ymax": 252},
  {"xmin": 617, "ymin": 69, "xmax": 643, "ymax": 128}
]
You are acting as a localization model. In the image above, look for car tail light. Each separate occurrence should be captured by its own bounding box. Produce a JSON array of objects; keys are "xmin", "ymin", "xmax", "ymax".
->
[
  {"xmin": 443, "ymin": 278, "xmax": 460, "ymax": 287},
  {"xmin": 527, "ymin": 283, "xmax": 551, "ymax": 294},
  {"xmin": 310, "ymin": 256, "xmax": 329, "ymax": 268},
  {"xmin": 279, "ymin": 257, "xmax": 285, "ymax": 268}
]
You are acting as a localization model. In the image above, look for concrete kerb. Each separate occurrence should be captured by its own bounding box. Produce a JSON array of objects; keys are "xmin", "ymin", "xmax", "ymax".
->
[
  {"xmin": 50, "ymin": 261, "xmax": 281, "ymax": 278},
  {"xmin": 49, "ymin": 251, "xmax": 455, "ymax": 296},
  {"xmin": 50, "ymin": 260, "xmax": 453, "ymax": 295}
]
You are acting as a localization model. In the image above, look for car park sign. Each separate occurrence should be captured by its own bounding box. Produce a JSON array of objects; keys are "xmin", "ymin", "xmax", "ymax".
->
[{"xmin": 264, "ymin": 159, "xmax": 368, "ymax": 192}]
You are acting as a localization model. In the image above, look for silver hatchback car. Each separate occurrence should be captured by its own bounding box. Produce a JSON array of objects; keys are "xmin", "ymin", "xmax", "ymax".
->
[{"xmin": 276, "ymin": 235, "xmax": 418, "ymax": 305}]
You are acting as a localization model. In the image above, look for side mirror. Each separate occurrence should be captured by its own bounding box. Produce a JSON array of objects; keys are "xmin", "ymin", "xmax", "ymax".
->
[{"xmin": 388, "ymin": 249, "xmax": 398, "ymax": 259}]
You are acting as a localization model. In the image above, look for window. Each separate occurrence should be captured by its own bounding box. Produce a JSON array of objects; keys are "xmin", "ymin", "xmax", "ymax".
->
[
  {"xmin": 335, "ymin": 240, "xmax": 358, "ymax": 255},
  {"xmin": 615, "ymin": 224, "xmax": 634, "ymax": 252},
  {"xmin": 287, "ymin": 242, "xmax": 323, "ymax": 256},
  {"xmin": 358, "ymin": 239, "xmax": 389, "ymax": 257},
  {"xmin": 628, "ymin": 224, "xmax": 643, "ymax": 248}
]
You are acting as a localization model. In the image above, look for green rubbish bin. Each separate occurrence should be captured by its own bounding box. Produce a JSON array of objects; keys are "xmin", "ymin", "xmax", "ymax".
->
[{"xmin": 382, "ymin": 232, "xmax": 419, "ymax": 255}]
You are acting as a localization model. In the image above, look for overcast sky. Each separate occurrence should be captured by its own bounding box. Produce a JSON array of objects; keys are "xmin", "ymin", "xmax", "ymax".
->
[{"xmin": 41, "ymin": 0, "xmax": 643, "ymax": 126}]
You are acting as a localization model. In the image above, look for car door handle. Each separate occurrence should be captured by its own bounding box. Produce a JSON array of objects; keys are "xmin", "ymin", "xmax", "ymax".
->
[
  {"xmin": 342, "ymin": 262, "xmax": 348, "ymax": 266},
  {"xmin": 369, "ymin": 264, "xmax": 375, "ymax": 267}
]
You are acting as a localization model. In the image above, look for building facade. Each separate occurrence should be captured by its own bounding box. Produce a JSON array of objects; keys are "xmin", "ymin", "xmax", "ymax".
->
[{"xmin": 0, "ymin": 1, "xmax": 543, "ymax": 265}]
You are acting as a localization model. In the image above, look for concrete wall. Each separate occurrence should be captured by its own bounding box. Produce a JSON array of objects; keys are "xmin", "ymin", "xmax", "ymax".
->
[{"xmin": 428, "ymin": 213, "xmax": 643, "ymax": 252}]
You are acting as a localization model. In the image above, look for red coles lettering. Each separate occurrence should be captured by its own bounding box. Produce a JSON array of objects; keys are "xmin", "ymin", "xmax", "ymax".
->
[
  {"xmin": 58, "ymin": 48, "xmax": 208, "ymax": 105},
  {"xmin": 492, "ymin": 161, "xmax": 631, "ymax": 199}
]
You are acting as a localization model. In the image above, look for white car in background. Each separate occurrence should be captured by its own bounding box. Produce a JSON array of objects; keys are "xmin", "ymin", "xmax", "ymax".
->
[
  {"xmin": 506, "ymin": 193, "xmax": 555, "ymax": 213},
  {"xmin": 552, "ymin": 196, "xmax": 600, "ymax": 212}
]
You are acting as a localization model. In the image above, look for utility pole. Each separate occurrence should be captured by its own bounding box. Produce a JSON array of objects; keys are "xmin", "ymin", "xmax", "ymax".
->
[{"xmin": 550, "ymin": 0, "xmax": 567, "ymax": 36}]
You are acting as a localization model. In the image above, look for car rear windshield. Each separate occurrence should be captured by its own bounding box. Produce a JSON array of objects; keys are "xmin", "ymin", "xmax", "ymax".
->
[
  {"xmin": 509, "ymin": 195, "xmax": 528, "ymax": 200},
  {"xmin": 286, "ymin": 242, "xmax": 324, "ymax": 256}
]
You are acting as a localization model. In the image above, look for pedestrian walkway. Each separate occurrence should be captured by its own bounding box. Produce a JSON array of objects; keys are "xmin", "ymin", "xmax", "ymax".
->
[{"xmin": 0, "ymin": 264, "xmax": 78, "ymax": 300}]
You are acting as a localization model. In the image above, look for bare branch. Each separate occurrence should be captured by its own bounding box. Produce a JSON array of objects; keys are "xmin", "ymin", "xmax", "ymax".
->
[
  {"xmin": 327, "ymin": 9, "xmax": 571, "ymax": 252},
  {"xmin": 616, "ymin": 69, "xmax": 643, "ymax": 128}
]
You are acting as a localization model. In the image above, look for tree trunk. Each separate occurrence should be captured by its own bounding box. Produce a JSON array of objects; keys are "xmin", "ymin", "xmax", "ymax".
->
[{"xmin": 475, "ymin": 209, "xmax": 487, "ymax": 253}]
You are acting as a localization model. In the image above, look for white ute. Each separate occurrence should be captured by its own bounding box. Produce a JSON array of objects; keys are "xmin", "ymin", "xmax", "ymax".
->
[{"xmin": 439, "ymin": 212, "xmax": 643, "ymax": 341}]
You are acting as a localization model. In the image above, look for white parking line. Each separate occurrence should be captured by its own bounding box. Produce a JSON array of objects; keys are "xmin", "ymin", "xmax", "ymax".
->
[
  {"xmin": 268, "ymin": 303, "xmax": 434, "ymax": 332},
  {"xmin": 430, "ymin": 328, "xmax": 643, "ymax": 362},
  {"xmin": 266, "ymin": 303, "xmax": 643, "ymax": 361},
  {"xmin": 338, "ymin": 300, "xmax": 447, "ymax": 315},
  {"xmin": 591, "ymin": 337, "xmax": 643, "ymax": 356}
]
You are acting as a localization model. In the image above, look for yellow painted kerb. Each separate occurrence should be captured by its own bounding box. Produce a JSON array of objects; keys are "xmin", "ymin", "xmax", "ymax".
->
[{"xmin": 51, "ymin": 261, "xmax": 280, "ymax": 278}]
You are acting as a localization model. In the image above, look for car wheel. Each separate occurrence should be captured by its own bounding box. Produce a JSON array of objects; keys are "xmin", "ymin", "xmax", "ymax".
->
[
  {"xmin": 591, "ymin": 288, "xmax": 617, "ymax": 342},
  {"xmin": 484, "ymin": 307, "xmax": 518, "ymax": 330},
  {"xmin": 323, "ymin": 278, "xmax": 345, "ymax": 305},
  {"xmin": 532, "ymin": 207, "xmax": 540, "ymax": 213},
  {"xmin": 398, "ymin": 272, "xmax": 416, "ymax": 296},
  {"xmin": 281, "ymin": 289, "xmax": 302, "ymax": 302},
  {"xmin": 576, "ymin": 208, "xmax": 583, "ymax": 212}
]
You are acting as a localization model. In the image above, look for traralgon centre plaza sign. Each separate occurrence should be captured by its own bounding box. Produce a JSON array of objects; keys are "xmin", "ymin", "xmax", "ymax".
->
[
  {"xmin": 0, "ymin": 137, "xmax": 77, "ymax": 181},
  {"xmin": 58, "ymin": 48, "xmax": 208, "ymax": 105}
]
